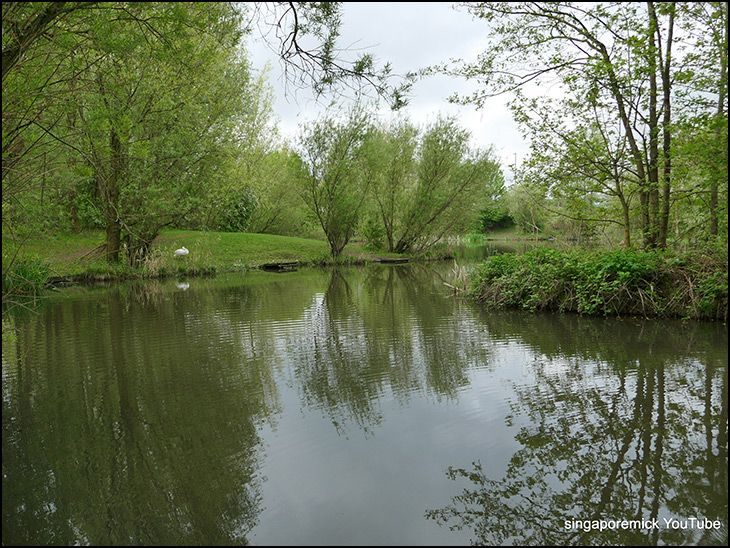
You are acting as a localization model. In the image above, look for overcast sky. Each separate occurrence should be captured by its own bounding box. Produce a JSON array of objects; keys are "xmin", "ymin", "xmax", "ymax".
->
[{"xmin": 247, "ymin": 2, "xmax": 528, "ymax": 172}]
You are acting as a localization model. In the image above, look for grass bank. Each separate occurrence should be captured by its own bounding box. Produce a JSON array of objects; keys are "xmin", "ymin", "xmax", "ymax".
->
[
  {"xmin": 469, "ymin": 246, "xmax": 728, "ymax": 321},
  {"xmin": 2, "ymin": 229, "xmax": 417, "ymax": 292}
]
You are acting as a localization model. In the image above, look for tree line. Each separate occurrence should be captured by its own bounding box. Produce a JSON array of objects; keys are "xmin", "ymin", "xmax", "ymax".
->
[
  {"xmin": 3, "ymin": 2, "xmax": 727, "ymax": 276},
  {"xmin": 2, "ymin": 2, "xmax": 502, "ymax": 267},
  {"xmin": 439, "ymin": 2, "xmax": 727, "ymax": 249}
]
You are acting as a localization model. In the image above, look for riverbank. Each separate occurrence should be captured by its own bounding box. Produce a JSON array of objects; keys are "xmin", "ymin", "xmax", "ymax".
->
[
  {"xmin": 5, "ymin": 230, "xmax": 727, "ymax": 322},
  {"xmin": 2, "ymin": 229, "xmax": 436, "ymax": 291},
  {"xmin": 469, "ymin": 246, "xmax": 728, "ymax": 322}
]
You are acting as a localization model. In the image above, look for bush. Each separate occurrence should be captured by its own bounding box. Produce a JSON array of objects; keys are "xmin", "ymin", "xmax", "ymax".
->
[
  {"xmin": 218, "ymin": 189, "xmax": 258, "ymax": 232},
  {"xmin": 477, "ymin": 204, "xmax": 514, "ymax": 233},
  {"xmin": 471, "ymin": 247, "xmax": 728, "ymax": 320},
  {"xmin": 360, "ymin": 216, "xmax": 386, "ymax": 251}
]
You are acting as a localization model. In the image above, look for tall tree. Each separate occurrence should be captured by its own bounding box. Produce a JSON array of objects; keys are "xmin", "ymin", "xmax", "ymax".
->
[
  {"xmin": 514, "ymin": 95, "xmax": 638, "ymax": 246},
  {"xmin": 66, "ymin": 2, "xmax": 255, "ymax": 264},
  {"xmin": 677, "ymin": 2, "xmax": 728, "ymax": 238},
  {"xmin": 296, "ymin": 107, "xmax": 373, "ymax": 258},
  {"xmin": 361, "ymin": 118, "xmax": 419, "ymax": 252},
  {"xmin": 438, "ymin": 2, "xmax": 723, "ymax": 249},
  {"xmin": 395, "ymin": 116, "xmax": 502, "ymax": 253},
  {"xmin": 2, "ymin": 2, "xmax": 413, "ymax": 267}
]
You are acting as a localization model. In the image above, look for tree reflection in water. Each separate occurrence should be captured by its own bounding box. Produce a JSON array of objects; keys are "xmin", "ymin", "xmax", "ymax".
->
[
  {"xmin": 2, "ymin": 282, "xmax": 277, "ymax": 545},
  {"xmin": 426, "ymin": 327, "xmax": 728, "ymax": 546},
  {"xmin": 4, "ymin": 266, "xmax": 726, "ymax": 546},
  {"xmin": 293, "ymin": 265, "xmax": 493, "ymax": 436}
]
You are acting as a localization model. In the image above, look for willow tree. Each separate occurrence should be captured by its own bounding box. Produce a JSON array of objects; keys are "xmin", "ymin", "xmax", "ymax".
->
[
  {"xmin": 296, "ymin": 108, "xmax": 374, "ymax": 258},
  {"xmin": 2, "ymin": 2, "xmax": 413, "ymax": 269},
  {"xmin": 68, "ymin": 3, "xmax": 264, "ymax": 264},
  {"xmin": 399, "ymin": 116, "xmax": 502, "ymax": 253},
  {"xmin": 360, "ymin": 118, "xmax": 419, "ymax": 252},
  {"xmin": 439, "ymin": 2, "xmax": 725, "ymax": 249},
  {"xmin": 2, "ymin": 3, "xmax": 258, "ymax": 264}
]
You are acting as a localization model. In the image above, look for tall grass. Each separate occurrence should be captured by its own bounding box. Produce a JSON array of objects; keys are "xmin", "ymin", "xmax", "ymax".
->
[{"xmin": 2, "ymin": 256, "xmax": 51, "ymax": 296}]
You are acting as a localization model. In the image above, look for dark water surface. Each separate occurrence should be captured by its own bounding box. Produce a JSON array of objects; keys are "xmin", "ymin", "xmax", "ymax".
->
[{"xmin": 2, "ymin": 260, "xmax": 727, "ymax": 545}]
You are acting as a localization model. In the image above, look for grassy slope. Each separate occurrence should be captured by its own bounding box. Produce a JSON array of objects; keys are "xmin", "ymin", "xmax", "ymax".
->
[{"xmin": 2, "ymin": 229, "xmax": 404, "ymax": 280}]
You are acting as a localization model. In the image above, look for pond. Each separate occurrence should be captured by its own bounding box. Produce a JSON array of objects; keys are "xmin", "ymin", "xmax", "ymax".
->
[{"xmin": 2, "ymin": 258, "xmax": 728, "ymax": 545}]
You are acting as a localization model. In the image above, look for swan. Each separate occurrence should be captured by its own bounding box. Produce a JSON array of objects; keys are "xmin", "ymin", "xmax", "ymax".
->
[{"xmin": 174, "ymin": 246, "xmax": 189, "ymax": 258}]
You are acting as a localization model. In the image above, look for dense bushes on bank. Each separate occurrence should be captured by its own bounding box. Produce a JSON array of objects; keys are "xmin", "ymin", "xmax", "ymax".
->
[{"xmin": 470, "ymin": 246, "xmax": 728, "ymax": 321}]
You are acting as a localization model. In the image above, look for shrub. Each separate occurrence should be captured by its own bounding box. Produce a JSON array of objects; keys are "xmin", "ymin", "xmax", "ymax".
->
[{"xmin": 471, "ymin": 247, "xmax": 728, "ymax": 320}]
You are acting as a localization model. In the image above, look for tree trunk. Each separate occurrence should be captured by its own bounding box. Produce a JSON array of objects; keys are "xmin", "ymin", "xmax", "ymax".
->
[
  {"xmin": 105, "ymin": 217, "xmax": 121, "ymax": 263},
  {"xmin": 104, "ymin": 128, "xmax": 122, "ymax": 263},
  {"xmin": 654, "ymin": 2, "xmax": 674, "ymax": 248},
  {"xmin": 597, "ymin": 39, "xmax": 652, "ymax": 249},
  {"xmin": 710, "ymin": 5, "xmax": 727, "ymax": 237},
  {"xmin": 647, "ymin": 1, "xmax": 661, "ymax": 249},
  {"xmin": 2, "ymin": 2, "xmax": 69, "ymax": 81},
  {"xmin": 618, "ymin": 193, "xmax": 632, "ymax": 248}
]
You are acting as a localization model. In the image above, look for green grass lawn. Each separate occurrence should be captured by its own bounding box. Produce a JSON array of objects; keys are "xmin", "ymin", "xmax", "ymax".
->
[
  {"xmin": 3, "ymin": 229, "xmax": 404, "ymax": 281},
  {"xmin": 154, "ymin": 230, "xmax": 333, "ymax": 268}
]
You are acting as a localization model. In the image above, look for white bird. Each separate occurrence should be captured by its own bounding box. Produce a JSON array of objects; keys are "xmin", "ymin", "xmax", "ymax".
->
[{"xmin": 174, "ymin": 246, "xmax": 189, "ymax": 258}]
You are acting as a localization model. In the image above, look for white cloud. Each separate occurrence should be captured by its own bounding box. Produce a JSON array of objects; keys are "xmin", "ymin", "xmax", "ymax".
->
[{"xmin": 247, "ymin": 2, "xmax": 528, "ymax": 170}]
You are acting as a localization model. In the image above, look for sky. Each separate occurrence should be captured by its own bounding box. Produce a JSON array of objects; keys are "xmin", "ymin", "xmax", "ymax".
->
[{"xmin": 247, "ymin": 2, "xmax": 528, "ymax": 172}]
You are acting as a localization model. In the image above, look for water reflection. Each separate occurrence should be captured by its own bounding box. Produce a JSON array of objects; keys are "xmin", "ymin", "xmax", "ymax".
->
[
  {"xmin": 292, "ymin": 266, "xmax": 493, "ymax": 435},
  {"xmin": 3, "ymin": 265, "xmax": 493, "ymax": 544},
  {"xmin": 427, "ymin": 314, "xmax": 728, "ymax": 546},
  {"xmin": 2, "ymin": 281, "xmax": 275, "ymax": 545},
  {"xmin": 2, "ymin": 264, "xmax": 727, "ymax": 546}
]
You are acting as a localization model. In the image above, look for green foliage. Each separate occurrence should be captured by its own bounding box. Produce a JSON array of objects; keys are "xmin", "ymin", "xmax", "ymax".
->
[
  {"xmin": 245, "ymin": 149, "xmax": 320, "ymax": 238},
  {"xmin": 504, "ymin": 183, "xmax": 548, "ymax": 236},
  {"xmin": 363, "ymin": 115, "xmax": 505, "ymax": 253},
  {"xmin": 2, "ymin": 257, "xmax": 51, "ymax": 296},
  {"xmin": 477, "ymin": 202, "xmax": 514, "ymax": 233},
  {"xmin": 439, "ymin": 2, "xmax": 728, "ymax": 250},
  {"xmin": 296, "ymin": 106, "xmax": 373, "ymax": 258},
  {"xmin": 360, "ymin": 215, "xmax": 386, "ymax": 251},
  {"xmin": 2, "ymin": 2, "xmax": 271, "ymax": 267},
  {"xmin": 472, "ymin": 247, "xmax": 728, "ymax": 320},
  {"xmin": 218, "ymin": 189, "xmax": 259, "ymax": 233}
]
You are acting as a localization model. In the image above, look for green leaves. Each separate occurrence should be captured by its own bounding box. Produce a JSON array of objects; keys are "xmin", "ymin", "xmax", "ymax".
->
[
  {"xmin": 296, "ymin": 106, "xmax": 373, "ymax": 258},
  {"xmin": 471, "ymin": 247, "xmax": 728, "ymax": 320},
  {"xmin": 437, "ymin": 2, "xmax": 728, "ymax": 250}
]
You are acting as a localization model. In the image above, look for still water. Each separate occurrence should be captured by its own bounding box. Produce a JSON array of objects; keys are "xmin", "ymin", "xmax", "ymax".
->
[{"xmin": 2, "ymin": 260, "xmax": 727, "ymax": 545}]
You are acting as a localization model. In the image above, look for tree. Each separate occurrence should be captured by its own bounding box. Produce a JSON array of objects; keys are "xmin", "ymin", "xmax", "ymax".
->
[
  {"xmin": 296, "ymin": 107, "xmax": 373, "ymax": 258},
  {"xmin": 68, "ymin": 3, "xmax": 257, "ymax": 264},
  {"xmin": 438, "ymin": 2, "xmax": 726, "ymax": 249},
  {"xmin": 2, "ymin": 2, "xmax": 257, "ymax": 264},
  {"xmin": 2, "ymin": 3, "xmax": 100, "ymax": 240},
  {"xmin": 1, "ymin": 2, "xmax": 98, "ymax": 81},
  {"xmin": 515, "ymin": 98, "xmax": 638, "ymax": 246},
  {"xmin": 675, "ymin": 2, "xmax": 728, "ymax": 238},
  {"xmin": 246, "ymin": 148, "xmax": 318, "ymax": 237},
  {"xmin": 2, "ymin": 2, "xmax": 415, "ymax": 271},
  {"xmin": 386, "ymin": 116, "xmax": 503, "ymax": 253},
  {"xmin": 360, "ymin": 118, "xmax": 419, "ymax": 252}
]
